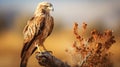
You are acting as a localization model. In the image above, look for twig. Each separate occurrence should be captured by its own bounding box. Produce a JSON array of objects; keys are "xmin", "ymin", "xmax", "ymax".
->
[{"xmin": 80, "ymin": 52, "xmax": 91, "ymax": 67}]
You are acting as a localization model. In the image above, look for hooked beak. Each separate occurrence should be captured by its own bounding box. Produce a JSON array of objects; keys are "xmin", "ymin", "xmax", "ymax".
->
[{"xmin": 48, "ymin": 6, "xmax": 54, "ymax": 11}]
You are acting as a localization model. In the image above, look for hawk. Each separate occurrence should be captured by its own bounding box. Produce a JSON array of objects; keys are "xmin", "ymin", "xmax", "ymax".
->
[{"xmin": 20, "ymin": 2, "xmax": 54, "ymax": 67}]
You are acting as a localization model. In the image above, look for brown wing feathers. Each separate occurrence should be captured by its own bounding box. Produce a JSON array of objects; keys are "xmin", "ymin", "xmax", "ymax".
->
[{"xmin": 20, "ymin": 16, "xmax": 45, "ymax": 67}]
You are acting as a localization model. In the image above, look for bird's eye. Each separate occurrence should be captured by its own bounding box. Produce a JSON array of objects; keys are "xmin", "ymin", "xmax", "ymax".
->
[{"xmin": 45, "ymin": 5, "xmax": 49, "ymax": 7}]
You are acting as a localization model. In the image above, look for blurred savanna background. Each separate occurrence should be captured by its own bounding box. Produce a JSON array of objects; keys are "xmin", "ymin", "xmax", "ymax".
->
[{"xmin": 0, "ymin": 0, "xmax": 120, "ymax": 67}]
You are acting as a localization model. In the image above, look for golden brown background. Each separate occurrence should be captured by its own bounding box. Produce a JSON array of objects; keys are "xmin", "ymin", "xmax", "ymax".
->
[{"xmin": 0, "ymin": 0, "xmax": 120, "ymax": 67}]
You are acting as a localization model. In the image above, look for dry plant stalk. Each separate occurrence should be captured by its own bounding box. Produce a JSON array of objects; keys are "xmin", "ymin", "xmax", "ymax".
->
[{"xmin": 66, "ymin": 22, "xmax": 116, "ymax": 67}]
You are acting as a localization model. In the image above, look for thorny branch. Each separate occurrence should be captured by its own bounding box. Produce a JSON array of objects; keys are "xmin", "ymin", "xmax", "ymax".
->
[{"xmin": 66, "ymin": 22, "xmax": 116, "ymax": 67}]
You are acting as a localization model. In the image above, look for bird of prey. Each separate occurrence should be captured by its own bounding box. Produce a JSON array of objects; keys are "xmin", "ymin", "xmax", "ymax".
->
[{"xmin": 20, "ymin": 2, "xmax": 54, "ymax": 67}]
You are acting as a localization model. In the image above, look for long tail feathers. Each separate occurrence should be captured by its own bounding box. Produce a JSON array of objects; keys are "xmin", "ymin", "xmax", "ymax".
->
[
  {"xmin": 20, "ymin": 41, "xmax": 37, "ymax": 67},
  {"xmin": 20, "ymin": 42, "xmax": 30, "ymax": 67},
  {"xmin": 20, "ymin": 56, "xmax": 28, "ymax": 67},
  {"xmin": 20, "ymin": 45, "xmax": 37, "ymax": 67}
]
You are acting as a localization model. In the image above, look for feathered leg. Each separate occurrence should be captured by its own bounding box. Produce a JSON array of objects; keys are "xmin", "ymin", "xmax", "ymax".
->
[{"xmin": 35, "ymin": 42, "xmax": 41, "ymax": 52}]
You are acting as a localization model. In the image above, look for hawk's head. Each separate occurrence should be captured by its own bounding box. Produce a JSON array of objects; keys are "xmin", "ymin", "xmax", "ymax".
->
[{"xmin": 35, "ymin": 2, "xmax": 54, "ymax": 16}]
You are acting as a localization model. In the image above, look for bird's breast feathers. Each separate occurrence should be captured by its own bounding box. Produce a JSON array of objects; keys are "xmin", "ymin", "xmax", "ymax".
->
[{"xmin": 39, "ymin": 15, "xmax": 54, "ymax": 39}]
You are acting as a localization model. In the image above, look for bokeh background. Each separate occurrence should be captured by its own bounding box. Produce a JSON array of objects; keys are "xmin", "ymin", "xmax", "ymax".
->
[{"xmin": 0, "ymin": 0, "xmax": 120, "ymax": 67}]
